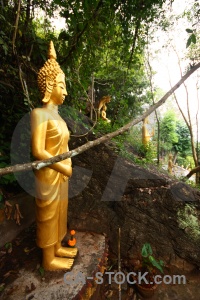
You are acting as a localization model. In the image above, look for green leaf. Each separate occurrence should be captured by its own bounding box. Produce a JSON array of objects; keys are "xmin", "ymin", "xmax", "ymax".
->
[
  {"xmin": 38, "ymin": 266, "xmax": 45, "ymax": 277},
  {"xmin": 186, "ymin": 28, "xmax": 193, "ymax": 33},
  {"xmin": 58, "ymin": 30, "xmax": 69, "ymax": 40},
  {"xmin": 151, "ymin": 259, "xmax": 164, "ymax": 273},
  {"xmin": 141, "ymin": 243, "xmax": 153, "ymax": 257},
  {"xmin": 149, "ymin": 255, "xmax": 154, "ymax": 262},
  {"xmin": 0, "ymin": 283, "xmax": 5, "ymax": 292},
  {"xmin": 191, "ymin": 33, "xmax": 196, "ymax": 44},
  {"xmin": 186, "ymin": 36, "xmax": 192, "ymax": 48},
  {"xmin": 159, "ymin": 260, "xmax": 164, "ymax": 266},
  {"xmin": 186, "ymin": 34, "xmax": 196, "ymax": 48},
  {"xmin": 5, "ymin": 242, "xmax": 12, "ymax": 249}
]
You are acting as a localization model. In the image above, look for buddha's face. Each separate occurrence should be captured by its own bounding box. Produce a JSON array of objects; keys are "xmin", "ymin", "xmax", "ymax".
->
[
  {"xmin": 50, "ymin": 73, "xmax": 67, "ymax": 105},
  {"xmin": 105, "ymin": 96, "xmax": 111, "ymax": 103}
]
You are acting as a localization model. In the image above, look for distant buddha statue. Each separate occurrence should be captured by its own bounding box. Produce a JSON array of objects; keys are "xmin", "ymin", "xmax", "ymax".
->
[
  {"xmin": 142, "ymin": 117, "xmax": 154, "ymax": 145},
  {"xmin": 31, "ymin": 41, "xmax": 77, "ymax": 271},
  {"xmin": 168, "ymin": 153, "xmax": 174, "ymax": 175},
  {"xmin": 101, "ymin": 104, "xmax": 111, "ymax": 123},
  {"xmin": 98, "ymin": 95, "xmax": 111, "ymax": 122}
]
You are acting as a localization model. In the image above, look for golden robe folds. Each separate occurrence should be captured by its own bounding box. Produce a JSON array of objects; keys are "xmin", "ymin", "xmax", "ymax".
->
[{"xmin": 34, "ymin": 113, "xmax": 71, "ymax": 248}]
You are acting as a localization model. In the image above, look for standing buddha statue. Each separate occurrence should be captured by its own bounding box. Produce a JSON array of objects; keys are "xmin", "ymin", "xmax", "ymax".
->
[
  {"xmin": 142, "ymin": 117, "xmax": 154, "ymax": 146},
  {"xmin": 31, "ymin": 41, "xmax": 77, "ymax": 270},
  {"xmin": 168, "ymin": 153, "xmax": 174, "ymax": 175}
]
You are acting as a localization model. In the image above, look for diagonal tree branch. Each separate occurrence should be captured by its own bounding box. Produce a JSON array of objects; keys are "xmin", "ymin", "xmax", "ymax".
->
[
  {"xmin": 183, "ymin": 165, "xmax": 200, "ymax": 181},
  {"xmin": 0, "ymin": 61, "xmax": 200, "ymax": 177}
]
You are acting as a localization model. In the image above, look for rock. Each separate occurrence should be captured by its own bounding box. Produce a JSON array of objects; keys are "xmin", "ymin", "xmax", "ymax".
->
[
  {"xmin": 0, "ymin": 193, "xmax": 35, "ymax": 248},
  {"xmin": 170, "ymin": 256, "xmax": 195, "ymax": 272},
  {"xmin": 66, "ymin": 117, "xmax": 200, "ymax": 268},
  {"xmin": 1, "ymin": 232, "xmax": 107, "ymax": 300}
]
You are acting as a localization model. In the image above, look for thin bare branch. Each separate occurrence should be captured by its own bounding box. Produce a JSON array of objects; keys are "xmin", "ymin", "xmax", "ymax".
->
[
  {"xmin": 183, "ymin": 165, "xmax": 200, "ymax": 181},
  {"xmin": 172, "ymin": 46, "xmax": 198, "ymax": 166},
  {"xmin": 12, "ymin": 0, "xmax": 21, "ymax": 54},
  {"xmin": 127, "ymin": 17, "xmax": 141, "ymax": 70},
  {"xmin": 0, "ymin": 81, "xmax": 14, "ymax": 89},
  {"xmin": 0, "ymin": 61, "xmax": 200, "ymax": 177},
  {"xmin": 145, "ymin": 38, "xmax": 160, "ymax": 164}
]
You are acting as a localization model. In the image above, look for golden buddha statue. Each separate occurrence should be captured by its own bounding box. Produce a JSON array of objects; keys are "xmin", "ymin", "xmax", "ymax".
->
[
  {"xmin": 97, "ymin": 95, "xmax": 111, "ymax": 122},
  {"xmin": 142, "ymin": 117, "xmax": 154, "ymax": 145},
  {"xmin": 101, "ymin": 104, "xmax": 111, "ymax": 123},
  {"xmin": 31, "ymin": 41, "xmax": 77, "ymax": 271},
  {"xmin": 168, "ymin": 153, "xmax": 174, "ymax": 175}
]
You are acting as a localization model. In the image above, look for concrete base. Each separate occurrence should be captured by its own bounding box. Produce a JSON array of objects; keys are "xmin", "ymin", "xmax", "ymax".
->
[{"xmin": 1, "ymin": 231, "xmax": 107, "ymax": 300}]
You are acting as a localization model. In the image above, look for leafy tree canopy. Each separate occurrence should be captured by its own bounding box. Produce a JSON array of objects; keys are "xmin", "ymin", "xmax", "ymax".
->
[
  {"xmin": 0, "ymin": 0, "xmax": 174, "ymax": 188},
  {"xmin": 159, "ymin": 110, "xmax": 178, "ymax": 152},
  {"xmin": 173, "ymin": 121, "xmax": 192, "ymax": 157}
]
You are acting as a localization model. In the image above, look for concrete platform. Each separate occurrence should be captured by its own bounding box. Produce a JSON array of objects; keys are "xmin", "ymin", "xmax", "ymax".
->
[{"xmin": 1, "ymin": 232, "xmax": 108, "ymax": 300}]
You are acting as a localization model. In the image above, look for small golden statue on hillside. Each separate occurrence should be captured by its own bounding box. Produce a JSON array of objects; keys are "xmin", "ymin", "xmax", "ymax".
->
[
  {"xmin": 142, "ymin": 117, "xmax": 154, "ymax": 145},
  {"xmin": 31, "ymin": 41, "xmax": 77, "ymax": 270},
  {"xmin": 98, "ymin": 95, "xmax": 111, "ymax": 122},
  {"xmin": 168, "ymin": 153, "xmax": 174, "ymax": 175}
]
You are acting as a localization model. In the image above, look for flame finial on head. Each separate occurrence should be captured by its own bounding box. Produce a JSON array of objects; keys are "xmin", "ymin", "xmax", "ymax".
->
[
  {"xmin": 37, "ymin": 41, "xmax": 64, "ymax": 102},
  {"xmin": 48, "ymin": 41, "xmax": 57, "ymax": 60}
]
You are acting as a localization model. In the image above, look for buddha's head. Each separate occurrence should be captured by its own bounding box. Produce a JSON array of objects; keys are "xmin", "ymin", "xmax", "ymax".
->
[
  {"xmin": 37, "ymin": 41, "xmax": 65, "ymax": 103},
  {"xmin": 143, "ymin": 117, "xmax": 149, "ymax": 124},
  {"xmin": 102, "ymin": 95, "xmax": 111, "ymax": 103}
]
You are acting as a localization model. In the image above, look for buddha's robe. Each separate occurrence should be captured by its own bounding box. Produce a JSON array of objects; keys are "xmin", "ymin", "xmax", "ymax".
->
[
  {"xmin": 34, "ymin": 112, "xmax": 71, "ymax": 248},
  {"xmin": 142, "ymin": 118, "xmax": 152, "ymax": 145}
]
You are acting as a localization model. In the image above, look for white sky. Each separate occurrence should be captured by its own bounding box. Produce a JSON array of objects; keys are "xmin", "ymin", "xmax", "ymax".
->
[{"xmin": 149, "ymin": 0, "xmax": 199, "ymax": 139}]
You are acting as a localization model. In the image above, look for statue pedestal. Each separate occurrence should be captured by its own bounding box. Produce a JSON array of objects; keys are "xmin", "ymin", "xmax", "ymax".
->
[{"xmin": 1, "ymin": 231, "xmax": 108, "ymax": 300}]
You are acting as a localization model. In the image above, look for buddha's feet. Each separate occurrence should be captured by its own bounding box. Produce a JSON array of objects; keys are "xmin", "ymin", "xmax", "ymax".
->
[
  {"xmin": 55, "ymin": 246, "xmax": 78, "ymax": 258},
  {"xmin": 43, "ymin": 257, "xmax": 74, "ymax": 271}
]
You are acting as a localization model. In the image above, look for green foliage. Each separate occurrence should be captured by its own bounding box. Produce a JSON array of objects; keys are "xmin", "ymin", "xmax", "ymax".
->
[
  {"xmin": 159, "ymin": 110, "xmax": 178, "ymax": 153},
  {"xmin": 94, "ymin": 121, "xmax": 157, "ymax": 165},
  {"xmin": 94, "ymin": 119, "xmax": 113, "ymax": 135},
  {"xmin": 177, "ymin": 155, "xmax": 194, "ymax": 169},
  {"xmin": 127, "ymin": 126, "xmax": 157, "ymax": 164},
  {"xmin": 177, "ymin": 204, "xmax": 200, "ymax": 241},
  {"xmin": 5, "ymin": 242, "xmax": 12, "ymax": 250},
  {"xmin": 172, "ymin": 121, "xmax": 193, "ymax": 167},
  {"xmin": 38, "ymin": 266, "xmax": 45, "ymax": 277},
  {"xmin": 173, "ymin": 121, "xmax": 191, "ymax": 155},
  {"xmin": 141, "ymin": 243, "xmax": 164, "ymax": 273},
  {"xmin": 93, "ymin": 120, "xmax": 136, "ymax": 162},
  {"xmin": 184, "ymin": 0, "xmax": 199, "ymax": 49},
  {"xmin": 0, "ymin": 0, "xmax": 173, "ymax": 187},
  {"xmin": 0, "ymin": 157, "xmax": 16, "ymax": 187},
  {"xmin": 186, "ymin": 32, "xmax": 197, "ymax": 48},
  {"xmin": 138, "ymin": 143, "xmax": 157, "ymax": 162},
  {"xmin": 0, "ymin": 283, "xmax": 5, "ymax": 292}
]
